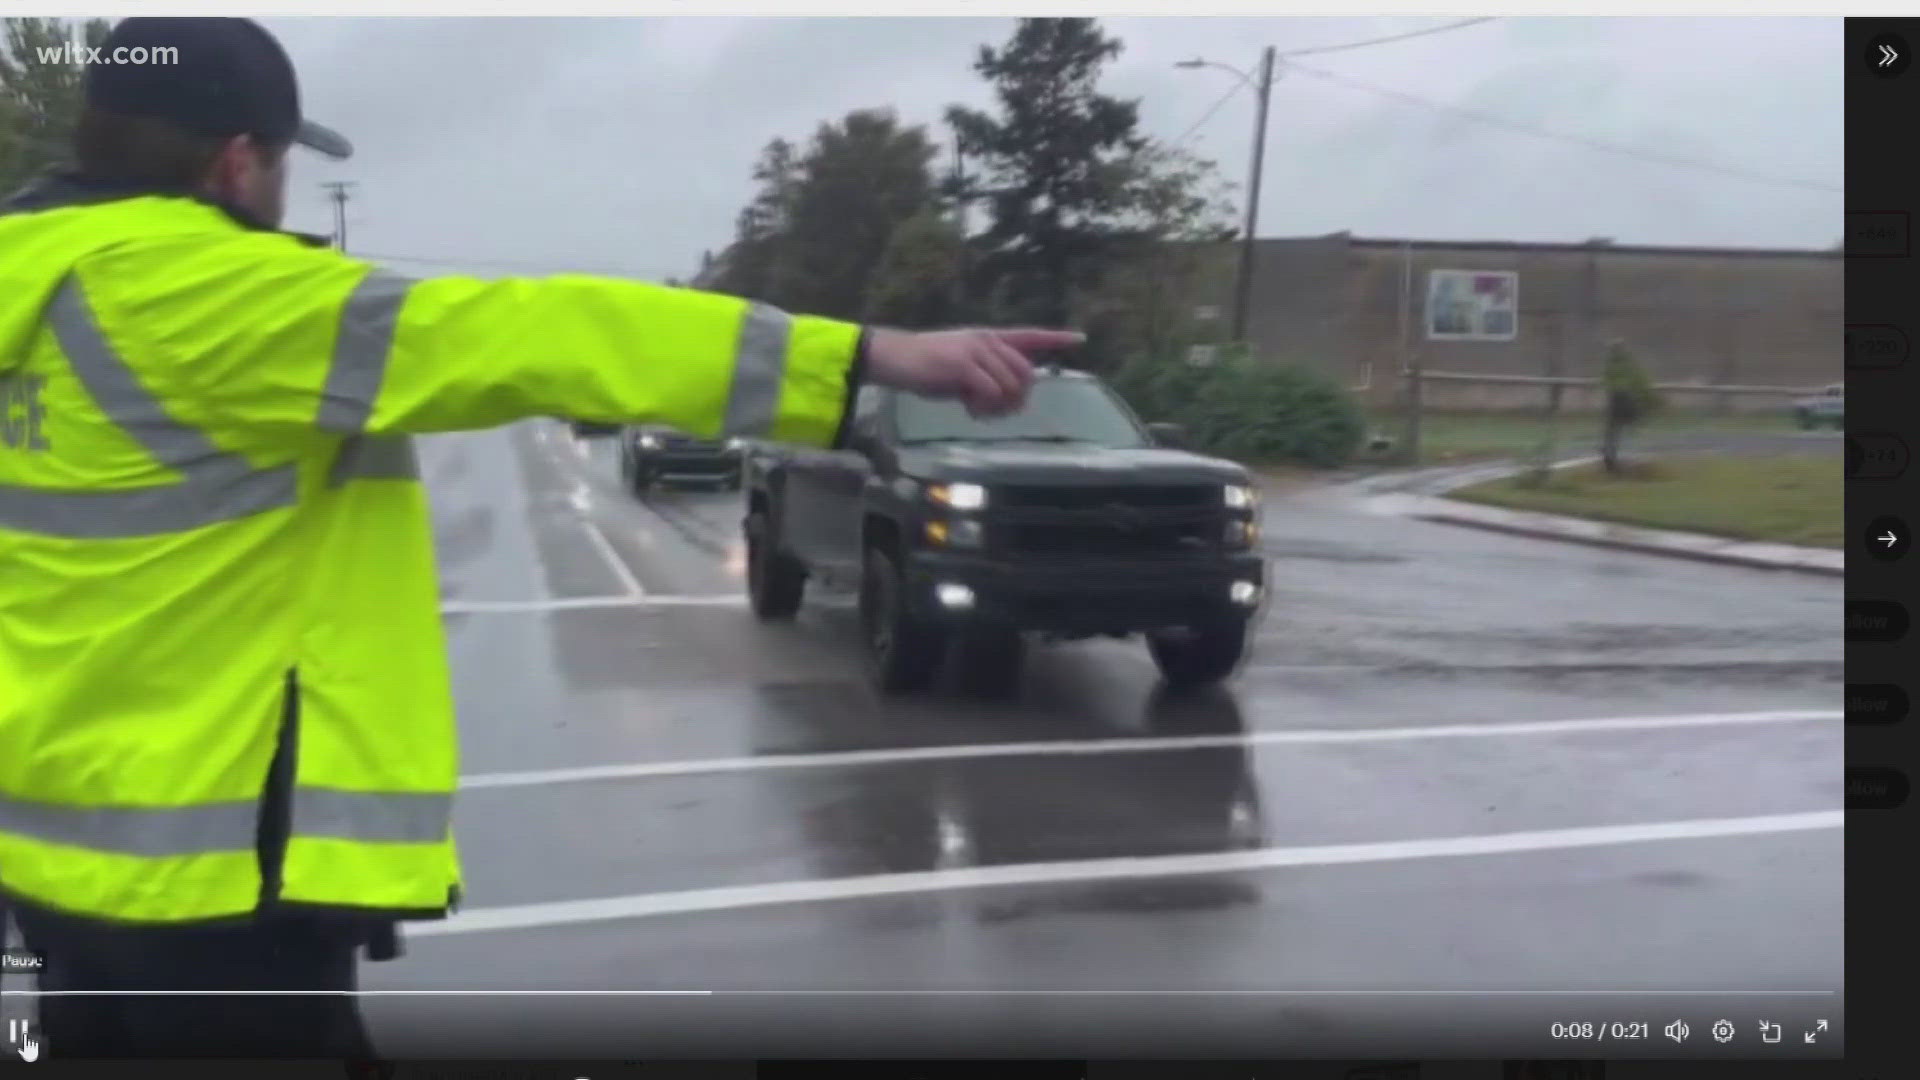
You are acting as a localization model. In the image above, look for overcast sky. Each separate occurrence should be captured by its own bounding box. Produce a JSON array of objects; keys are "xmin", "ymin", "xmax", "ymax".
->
[{"xmin": 260, "ymin": 15, "xmax": 1842, "ymax": 281}]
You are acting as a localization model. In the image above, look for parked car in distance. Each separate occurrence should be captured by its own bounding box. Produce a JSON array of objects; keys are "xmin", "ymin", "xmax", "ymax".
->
[
  {"xmin": 1792, "ymin": 384, "xmax": 1843, "ymax": 430},
  {"xmin": 618, "ymin": 424, "xmax": 745, "ymax": 494},
  {"xmin": 741, "ymin": 368, "xmax": 1267, "ymax": 696}
]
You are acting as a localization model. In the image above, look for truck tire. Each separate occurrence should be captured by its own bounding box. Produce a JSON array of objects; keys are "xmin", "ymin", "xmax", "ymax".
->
[
  {"xmin": 861, "ymin": 546, "xmax": 945, "ymax": 693},
  {"xmin": 956, "ymin": 626, "xmax": 1025, "ymax": 699},
  {"xmin": 1148, "ymin": 618, "xmax": 1250, "ymax": 689},
  {"xmin": 746, "ymin": 508, "xmax": 806, "ymax": 620}
]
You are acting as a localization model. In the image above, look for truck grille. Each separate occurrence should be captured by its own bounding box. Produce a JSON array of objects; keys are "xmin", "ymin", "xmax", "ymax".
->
[
  {"xmin": 995, "ymin": 484, "xmax": 1219, "ymax": 511},
  {"xmin": 1004, "ymin": 517, "xmax": 1218, "ymax": 558},
  {"xmin": 657, "ymin": 433, "xmax": 716, "ymax": 449}
]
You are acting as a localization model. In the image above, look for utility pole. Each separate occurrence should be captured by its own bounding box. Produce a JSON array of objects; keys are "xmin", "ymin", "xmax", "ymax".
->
[
  {"xmin": 1178, "ymin": 49, "xmax": 1278, "ymax": 348},
  {"xmin": 1232, "ymin": 45, "xmax": 1277, "ymax": 346},
  {"xmin": 949, "ymin": 129, "xmax": 970, "ymax": 321},
  {"xmin": 320, "ymin": 181, "xmax": 357, "ymax": 252},
  {"xmin": 1398, "ymin": 239, "xmax": 1421, "ymax": 464}
]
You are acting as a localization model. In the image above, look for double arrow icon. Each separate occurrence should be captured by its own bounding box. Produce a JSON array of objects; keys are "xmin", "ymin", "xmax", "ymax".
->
[{"xmin": 1880, "ymin": 43, "xmax": 1901, "ymax": 67}]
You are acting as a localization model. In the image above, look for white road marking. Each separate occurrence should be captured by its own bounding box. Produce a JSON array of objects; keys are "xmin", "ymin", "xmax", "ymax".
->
[
  {"xmin": 564, "ymin": 481, "xmax": 645, "ymax": 597},
  {"xmin": 458, "ymin": 709, "xmax": 1838, "ymax": 790},
  {"xmin": 534, "ymin": 427, "xmax": 650, "ymax": 598},
  {"xmin": 408, "ymin": 810, "xmax": 1843, "ymax": 938},
  {"xmin": 441, "ymin": 596, "xmax": 745, "ymax": 614}
]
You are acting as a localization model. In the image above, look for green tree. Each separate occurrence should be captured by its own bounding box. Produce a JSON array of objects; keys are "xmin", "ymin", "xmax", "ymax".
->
[
  {"xmin": 1600, "ymin": 339, "xmax": 1663, "ymax": 475},
  {"xmin": 946, "ymin": 17, "xmax": 1150, "ymax": 328},
  {"xmin": 1080, "ymin": 143, "xmax": 1236, "ymax": 376},
  {"xmin": 706, "ymin": 137, "xmax": 802, "ymax": 302},
  {"xmin": 0, "ymin": 17, "xmax": 112, "ymax": 195},
  {"xmin": 863, "ymin": 207, "xmax": 965, "ymax": 329},
  {"xmin": 707, "ymin": 110, "xmax": 943, "ymax": 323},
  {"xmin": 767, "ymin": 109, "xmax": 941, "ymax": 321}
]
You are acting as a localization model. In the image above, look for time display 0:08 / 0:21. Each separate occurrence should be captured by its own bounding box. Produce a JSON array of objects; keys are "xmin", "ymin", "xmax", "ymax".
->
[{"xmin": 1549, "ymin": 1021, "xmax": 1650, "ymax": 1041}]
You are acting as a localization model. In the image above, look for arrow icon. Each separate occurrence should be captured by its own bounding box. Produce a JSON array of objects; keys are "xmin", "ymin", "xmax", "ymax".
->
[
  {"xmin": 1883, "ymin": 531, "xmax": 1900, "ymax": 547},
  {"xmin": 1871, "ymin": 35, "xmax": 1912, "ymax": 77},
  {"xmin": 1805, "ymin": 1030, "xmax": 1817, "ymax": 1043},
  {"xmin": 1817, "ymin": 1020, "xmax": 1828, "ymax": 1032}
]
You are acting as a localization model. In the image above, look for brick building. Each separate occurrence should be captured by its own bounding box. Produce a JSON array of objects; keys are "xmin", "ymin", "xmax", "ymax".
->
[{"xmin": 1187, "ymin": 232, "xmax": 1842, "ymax": 412}]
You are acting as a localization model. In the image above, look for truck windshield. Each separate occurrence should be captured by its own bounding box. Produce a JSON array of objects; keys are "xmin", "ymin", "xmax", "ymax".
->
[{"xmin": 895, "ymin": 378, "xmax": 1149, "ymax": 448}]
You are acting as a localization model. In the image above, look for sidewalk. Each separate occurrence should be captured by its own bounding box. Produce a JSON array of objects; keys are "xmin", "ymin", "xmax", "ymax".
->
[{"xmin": 1355, "ymin": 461, "xmax": 1843, "ymax": 577}]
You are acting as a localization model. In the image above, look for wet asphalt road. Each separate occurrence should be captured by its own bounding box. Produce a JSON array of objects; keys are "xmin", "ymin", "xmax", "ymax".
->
[{"xmin": 358, "ymin": 421, "xmax": 1842, "ymax": 1058}]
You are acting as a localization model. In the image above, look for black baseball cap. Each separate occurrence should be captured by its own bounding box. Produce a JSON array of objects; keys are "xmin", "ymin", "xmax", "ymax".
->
[{"xmin": 84, "ymin": 17, "xmax": 352, "ymax": 161}]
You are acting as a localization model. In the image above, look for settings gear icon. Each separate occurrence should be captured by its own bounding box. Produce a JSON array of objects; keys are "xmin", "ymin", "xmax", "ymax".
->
[{"xmin": 1711, "ymin": 1018, "xmax": 1737, "ymax": 1043}]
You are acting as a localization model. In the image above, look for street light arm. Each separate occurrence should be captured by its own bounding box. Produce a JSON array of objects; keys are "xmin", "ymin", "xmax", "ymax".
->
[{"xmin": 1175, "ymin": 57, "xmax": 1254, "ymax": 91}]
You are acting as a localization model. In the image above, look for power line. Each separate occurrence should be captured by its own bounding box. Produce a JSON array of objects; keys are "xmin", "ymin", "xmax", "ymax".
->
[
  {"xmin": 1285, "ymin": 61, "xmax": 1841, "ymax": 196},
  {"xmin": 357, "ymin": 251, "xmax": 650, "ymax": 277},
  {"xmin": 1174, "ymin": 79, "xmax": 1245, "ymax": 147},
  {"xmin": 1172, "ymin": 19, "xmax": 1500, "ymax": 149},
  {"xmin": 1276, "ymin": 17, "xmax": 1499, "ymax": 58}
]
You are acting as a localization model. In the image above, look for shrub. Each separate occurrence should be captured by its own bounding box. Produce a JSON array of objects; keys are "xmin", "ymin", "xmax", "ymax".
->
[
  {"xmin": 1112, "ymin": 347, "xmax": 1213, "ymax": 424},
  {"xmin": 1191, "ymin": 359, "xmax": 1366, "ymax": 468},
  {"xmin": 1602, "ymin": 340, "xmax": 1664, "ymax": 424},
  {"xmin": 1114, "ymin": 349, "xmax": 1365, "ymax": 469}
]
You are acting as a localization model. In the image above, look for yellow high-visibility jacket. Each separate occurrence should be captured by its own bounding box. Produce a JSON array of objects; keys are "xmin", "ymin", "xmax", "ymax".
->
[{"xmin": 0, "ymin": 176, "xmax": 864, "ymax": 923}]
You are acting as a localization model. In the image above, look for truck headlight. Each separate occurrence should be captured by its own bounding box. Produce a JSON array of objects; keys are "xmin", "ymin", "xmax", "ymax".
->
[
  {"xmin": 925, "ymin": 519, "xmax": 984, "ymax": 548},
  {"xmin": 1224, "ymin": 519, "xmax": 1258, "ymax": 548},
  {"xmin": 928, "ymin": 482, "xmax": 987, "ymax": 511},
  {"xmin": 638, "ymin": 434, "xmax": 660, "ymax": 449},
  {"xmin": 724, "ymin": 437, "xmax": 745, "ymax": 451},
  {"xmin": 1224, "ymin": 484, "xmax": 1257, "ymax": 510}
]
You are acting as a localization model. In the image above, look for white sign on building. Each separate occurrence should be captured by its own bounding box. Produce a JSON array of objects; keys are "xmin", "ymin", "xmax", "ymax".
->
[{"xmin": 1425, "ymin": 269, "xmax": 1518, "ymax": 341}]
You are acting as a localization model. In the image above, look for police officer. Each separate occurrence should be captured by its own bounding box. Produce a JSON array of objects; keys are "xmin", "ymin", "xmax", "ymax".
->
[{"xmin": 0, "ymin": 17, "xmax": 1077, "ymax": 1060}]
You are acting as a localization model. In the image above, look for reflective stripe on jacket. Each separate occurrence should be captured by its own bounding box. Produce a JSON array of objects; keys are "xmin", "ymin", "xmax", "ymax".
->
[{"xmin": 0, "ymin": 180, "xmax": 863, "ymax": 922}]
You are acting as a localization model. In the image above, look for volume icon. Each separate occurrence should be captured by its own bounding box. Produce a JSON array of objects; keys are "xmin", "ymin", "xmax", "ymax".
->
[{"xmin": 1666, "ymin": 1019, "xmax": 1690, "ymax": 1043}]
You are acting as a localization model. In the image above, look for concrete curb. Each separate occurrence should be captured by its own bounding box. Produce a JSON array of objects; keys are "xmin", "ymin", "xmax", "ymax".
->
[{"xmin": 1366, "ymin": 490, "xmax": 1843, "ymax": 577}]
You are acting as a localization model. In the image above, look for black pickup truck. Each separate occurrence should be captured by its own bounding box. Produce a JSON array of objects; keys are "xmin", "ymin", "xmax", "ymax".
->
[
  {"xmin": 742, "ymin": 369, "xmax": 1266, "ymax": 694},
  {"xmin": 618, "ymin": 424, "xmax": 745, "ymax": 494}
]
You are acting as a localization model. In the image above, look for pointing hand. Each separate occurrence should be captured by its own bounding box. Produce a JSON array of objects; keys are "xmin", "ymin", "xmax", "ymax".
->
[{"xmin": 863, "ymin": 326, "xmax": 1086, "ymax": 418}]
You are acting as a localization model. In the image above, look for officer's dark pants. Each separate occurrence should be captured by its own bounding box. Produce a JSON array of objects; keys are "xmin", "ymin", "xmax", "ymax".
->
[{"xmin": 10, "ymin": 901, "xmax": 377, "ymax": 1059}]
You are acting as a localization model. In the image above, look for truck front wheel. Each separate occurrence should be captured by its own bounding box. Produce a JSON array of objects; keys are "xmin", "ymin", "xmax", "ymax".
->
[
  {"xmin": 1148, "ymin": 618, "xmax": 1250, "ymax": 689},
  {"xmin": 746, "ymin": 509, "xmax": 806, "ymax": 620},
  {"xmin": 862, "ymin": 546, "xmax": 945, "ymax": 693}
]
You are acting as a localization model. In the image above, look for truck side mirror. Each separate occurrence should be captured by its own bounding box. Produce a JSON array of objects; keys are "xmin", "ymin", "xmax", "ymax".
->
[
  {"xmin": 1146, "ymin": 422, "xmax": 1188, "ymax": 449},
  {"xmin": 845, "ymin": 425, "xmax": 882, "ymax": 459}
]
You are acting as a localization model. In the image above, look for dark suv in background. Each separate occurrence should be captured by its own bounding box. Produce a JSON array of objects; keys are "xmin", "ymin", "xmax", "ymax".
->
[
  {"xmin": 619, "ymin": 424, "xmax": 745, "ymax": 494},
  {"xmin": 743, "ymin": 369, "xmax": 1266, "ymax": 695}
]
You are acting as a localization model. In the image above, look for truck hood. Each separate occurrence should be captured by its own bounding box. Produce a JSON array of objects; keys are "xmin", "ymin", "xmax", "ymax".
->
[{"xmin": 896, "ymin": 442, "xmax": 1248, "ymax": 486}]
